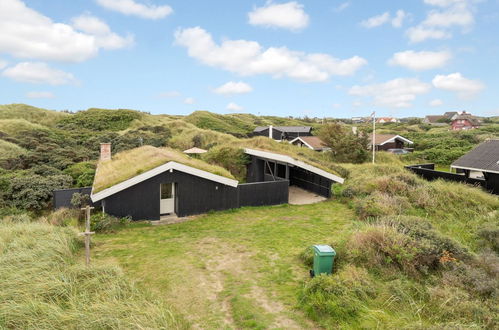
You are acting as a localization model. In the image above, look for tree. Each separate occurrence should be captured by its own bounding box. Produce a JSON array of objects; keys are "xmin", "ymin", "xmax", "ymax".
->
[{"xmin": 319, "ymin": 123, "xmax": 370, "ymax": 163}]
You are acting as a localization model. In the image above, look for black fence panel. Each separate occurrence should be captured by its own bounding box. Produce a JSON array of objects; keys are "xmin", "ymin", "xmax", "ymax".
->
[
  {"xmin": 405, "ymin": 164, "xmax": 497, "ymax": 194},
  {"xmin": 238, "ymin": 180, "xmax": 289, "ymax": 207},
  {"xmin": 53, "ymin": 187, "xmax": 100, "ymax": 209}
]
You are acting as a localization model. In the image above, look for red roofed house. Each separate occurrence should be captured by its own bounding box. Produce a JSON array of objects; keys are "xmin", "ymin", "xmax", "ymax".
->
[
  {"xmin": 451, "ymin": 114, "xmax": 481, "ymax": 131},
  {"xmin": 376, "ymin": 117, "xmax": 399, "ymax": 123},
  {"xmin": 290, "ymin": 136, "xmax": 331, "ymax": 152}
]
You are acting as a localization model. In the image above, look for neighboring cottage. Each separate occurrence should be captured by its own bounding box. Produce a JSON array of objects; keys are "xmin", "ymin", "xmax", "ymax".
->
[
  {"xmin": 88, "ymin": 143, "xmax": 344, "ymax": 220},
  {"xmin": 424, "ymin": 111, "xmax": 472, "ymax": 125},
  {"xmin": 252, "ymin": 125, "xmax": 312, "ymax": 141},
  {"xmin": 423, "ymin": 115, "xmax": 448, "ymax": 125},
  {"xmin": 451, "ymin": 139, "xmax": 499, "ymax": 193},
  {"xmin": 369, "ymin": 134, "xmax": 413, "ymax": 151},
  {"xmin": 289, "ymin": 136, "xmax": 331, "ymax": 152},
  {"xmin": 376, "ymin": 117, "xmax": 399, "ymax": 123},
  {"xmin": 451, "ymin": 114, "xmax": 481, "ymax": 131}
]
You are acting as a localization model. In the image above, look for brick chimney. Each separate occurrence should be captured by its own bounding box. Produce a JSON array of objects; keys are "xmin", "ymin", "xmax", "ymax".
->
[{"xmin": 100, "ymin": 143, "xmax": 111, "ymax": 161}]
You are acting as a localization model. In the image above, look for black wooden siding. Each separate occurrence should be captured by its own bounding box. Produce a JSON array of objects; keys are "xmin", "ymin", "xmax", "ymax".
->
[
  {"xmin": 104, "ymin": 170, "xmax": 239, "ymax": 220},
  {"xmin": 53, "ymin": 187, "xmax": 101, "ymax": 209},
  {"xmin": 239, "ymin": 180, "xmax": 289, "ymax": 207},
  {"xmin": 253, "ymin": 128, "xmax": 312, "ymax": 140},
  {"xmin": 406, "ymin": 164, "xmax": 499, "ymax": 195},
  {"xmin": 246, "ymin": 155, "xmax": 332, "ymax": 198}
]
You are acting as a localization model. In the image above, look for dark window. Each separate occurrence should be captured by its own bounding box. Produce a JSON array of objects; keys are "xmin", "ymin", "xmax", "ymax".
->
[
  {"xmin": 264, "ymin": 161, "xmax": 275, "ymax": 175},
  {"xmin": 161, "ymin": 183, "xmax": 173, "ymax": 199}
]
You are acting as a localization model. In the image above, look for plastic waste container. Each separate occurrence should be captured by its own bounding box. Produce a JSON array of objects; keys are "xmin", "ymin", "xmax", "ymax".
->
[{"xmin": 310, "ymin": 245, "xmax": 336, "ymax": 277}]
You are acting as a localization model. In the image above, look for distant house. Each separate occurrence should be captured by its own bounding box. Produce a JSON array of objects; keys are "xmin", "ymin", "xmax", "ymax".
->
[
  {"xmin": 369, "ymin": 134, "xmax": 414, "ymax": 151},
  {"xmin": 451, "ymin": 115, "xmax": 481, "ymax": 131},
  {"xmin": 443, "ymin": 111, "xmax": 459, "ymax": 120},
  {"xmin": 289, "ymin": 136, "xmax": 331, "ymax": 152},
  {"xmin": 451, "ymin": 139, "xmax": 499, "ymax": 194},
  {"xmin": 352, "ymin": 117, "xmax": 368, "ymax": 124},
  {"xmin": 423, "ymin": 115, "xmax": 448, "ymax": 124},
  {"xmin": 252, "ymin": 125, "xmax": 312, "ymax": 141},
  {"xmin": 376, "ymin": 117, "xmax": 398, "ymax": 123}
]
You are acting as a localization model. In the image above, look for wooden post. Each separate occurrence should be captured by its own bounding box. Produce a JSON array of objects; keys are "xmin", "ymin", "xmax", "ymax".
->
[{"xmin": 80, "ymin": 205, "xmax": 95, "ymax": 266}]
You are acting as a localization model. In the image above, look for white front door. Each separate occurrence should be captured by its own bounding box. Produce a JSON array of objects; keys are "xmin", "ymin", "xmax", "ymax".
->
[{"xmin": 160, "ymin": 183, "xmax": 175, "ymax": 214}]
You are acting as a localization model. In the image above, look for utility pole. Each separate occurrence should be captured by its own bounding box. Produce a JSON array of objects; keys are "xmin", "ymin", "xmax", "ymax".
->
[
  {"xmin": 372, "ymin": 111, "xmax": 376, "ymax": 164},
  {"xmin": 80, "ymin": 205, "xmax": 95, "ymax": 266}
]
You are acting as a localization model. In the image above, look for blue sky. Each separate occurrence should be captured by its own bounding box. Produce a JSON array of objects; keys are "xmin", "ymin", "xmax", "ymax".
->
[{"xmin": 0, "ymin": 0, "xmax": 498, "ymax": 118}]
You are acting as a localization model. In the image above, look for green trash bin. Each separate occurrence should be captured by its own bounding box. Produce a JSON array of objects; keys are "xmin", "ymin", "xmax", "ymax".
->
[{"xmin": 311, "ymin": 245, "xmax": 336, "ymax": 277}]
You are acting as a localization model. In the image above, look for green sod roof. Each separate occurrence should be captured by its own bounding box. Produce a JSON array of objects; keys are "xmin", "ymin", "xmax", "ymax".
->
[{"xmin": 92, "ymin": 145, "xmax": 236, "ymax": 193}]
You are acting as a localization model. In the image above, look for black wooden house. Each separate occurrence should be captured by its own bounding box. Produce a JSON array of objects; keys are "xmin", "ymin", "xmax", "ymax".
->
[{"xmin": 83, "ymin": 146, "xmax": 344, "ymax": 220}]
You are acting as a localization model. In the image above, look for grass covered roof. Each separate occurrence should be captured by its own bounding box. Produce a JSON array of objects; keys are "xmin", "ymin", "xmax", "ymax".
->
[{"xmin": 92, "ymin": 145, "xmax": 236, "ymax": 193}]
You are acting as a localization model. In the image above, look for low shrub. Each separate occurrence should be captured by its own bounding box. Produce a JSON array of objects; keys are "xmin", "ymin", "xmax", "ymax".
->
[
  {"xmin": 44, "ymin": 208, "xmax": 80, "ymax": 226},
  {"xmin": 90, "ymin": 212, "xmax": 131, "ymax": 233},
  {"xmin": 477, "ymin": 223, "xmax": 499, "ymax": 253},
  {"xmin": 300, "ymin": 265, "xmax": 376, "ymax": 327}
]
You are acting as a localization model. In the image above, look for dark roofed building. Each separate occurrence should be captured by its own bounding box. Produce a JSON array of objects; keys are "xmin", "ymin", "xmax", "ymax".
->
[
  {"xmin": 290, "ymin": 136, "xmax": 331, "ymax": 152},
  {"xmin": 452, "ymin": 140, "xmax": 499, "ymax": 174},
  {"xmin": 423, "ymin": 115, "xmax": 448, "ymax": 124},
  {"xmin": 252, "ymin": 125, "xmax": 312, "ymax": 140},
  {"xmin": 369, "ymin": 134, "xmax": 413, "ymax": 151},
  {"xmin": 451, "ymin": 139, "xmax": 499, "ymax": 194}
]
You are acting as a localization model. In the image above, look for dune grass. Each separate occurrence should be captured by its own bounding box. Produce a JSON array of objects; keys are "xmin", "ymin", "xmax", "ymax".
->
[
  {"xmin": 0, "ymin": 104, "xmax": 67, "ymax": 126},
  {"xmin": 0, "ymin": 118, "xmax": 49, "ymax": 136},
  {"xmin": 93, "ymin": 145, "xmax": 236, "ymax": 193},
  {"xmin": 0, "ymin": 220, "xmax": 182, "ymax": 329},
  {"xmin": 0, "ymin": 139, "xmax": 26, "ymax": 160}
]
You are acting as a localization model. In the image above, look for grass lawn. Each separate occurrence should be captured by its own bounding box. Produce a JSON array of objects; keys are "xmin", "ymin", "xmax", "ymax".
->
[{"xmin": 93, "ymin": 200, "xmax": 357, "ymax": 329}]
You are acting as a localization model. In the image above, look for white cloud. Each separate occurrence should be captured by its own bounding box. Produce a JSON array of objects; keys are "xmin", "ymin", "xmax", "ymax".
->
[
  {"xmin": 389, "ymin": 50, "xmax": 451, "ymax": 71},
  {"xmin": 214, "ymin": 81, "xmax": 253, "ymax": 95},
  {"xmin": 0, "ymin": 59, "xmax": 7, "ymax": 70},
  {"xmin": 26, "ymin": 91, "xmax": 55, "ymax": 99},
  {"xmin": 361, "ymin": 10, "xmax": 407, "ymax": 28},
  {"xmin": 334, "ymin": 2, "xmax": 350, "ymax": 12},
  {"xmin": 248, "ymin": 1, "xmax": 309, "ymax": 31},
  {"xmin": 429, "ymin": 98, "xmax": 443, "ymax": 106},
  {"xmin": 432, "ymin": 72, "xmax": 484, "ymax": 98},
  {"xmin": 226, "ymin": 102, "xmax": 243, "ymax": 111},
  {"xmin": 361, "ymin": 12, "xmax": 390, "ymax": 28},
  {"xmin": 0, "ymin": 0, "xmax": 131, "ymax": 62},
  {"xmin": 183, "ymin": 97, "xmax": 195, "ymax": 104},
  {"xmin": 406, "ymin": 0, "xmax": 477, "ymax": 43},
  {"xmin": 391, "ymin": 10, "xmax": 408, "ymax": 28},
  {"xmin": 174, "ymin": 27, "xmax": 367, "ymax": 82},
  {"xmin": 349, "ymin": 78, "xmax": 431, "ymax": 108},
  {"xmin": 2, "ymin": 62, "xmax": 77, "ymax": 85},
  {"xmin": 96, "ymin": 0, "xmax": 173, "ymax": 19},
  {"xmin": 332, "ymin": 103, "xmax": 341, "ymax": 109},
  {"xmin": 158, "ymin": 91, "xmax": 181, "ymax": 98},
  {"xmin": 423, "ymin": 3, "xmax": 474, "ymax": 28},
  {"xmin": 72, "ymin": 15, "xmax": 134, "ymax": 49},
  {"xmin": 406, "ymin": 26, "xmax": 451, "ymax": 43}
]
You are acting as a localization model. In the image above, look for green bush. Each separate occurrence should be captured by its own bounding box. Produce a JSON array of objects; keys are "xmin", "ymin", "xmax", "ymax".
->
[
  {"xmin": 203, "ymin": 146, "xmax": 250, "ymax": 181},
  {"xmin": 300, "ymin": 265, "xmax": 376, "ymax": 327},
  {"xmin": 90, "ymin": 212, "xmax": 131, "ymax": 233},
  {"xmin": 64, "ymin": 161, "xmax": 96, "ymax": 187},
  {"xmin": 7, "ymin": 174, "xmax": 72, "ymax": 211},
  {"xmin": 56, "ymin": 108, "xmax": 143, "ymax": 131}
]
